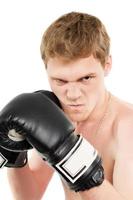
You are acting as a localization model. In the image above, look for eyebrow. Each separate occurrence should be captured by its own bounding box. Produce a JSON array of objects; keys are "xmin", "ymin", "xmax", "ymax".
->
[{"xmin": 51, "ymin": 73, "xmax": 96, "ymax": 82}]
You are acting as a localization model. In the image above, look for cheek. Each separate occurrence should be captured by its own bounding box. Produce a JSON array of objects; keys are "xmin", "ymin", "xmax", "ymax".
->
[
  {"xmin": 48, "ymin": 80, "xmax": 60, "ymax": 93},
  {"xmin": 89, "ymin": 77, "xmax": 104, "ymax": 92},
  {"xmin": 49, "ymin": 84, "xmax": 65, "ymax": 101},
  {"xmin": 84, "ymin": 83, "xmax": 103, "ymax": 104},
  {"xmin": 86, "ymin": 93, "xmax": 98, "ymax": 107}
]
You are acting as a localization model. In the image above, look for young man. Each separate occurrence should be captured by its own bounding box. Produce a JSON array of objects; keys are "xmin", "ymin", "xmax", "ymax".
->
[{"xmin": 5, "ymin": 12, "xmax": 133, "ymax": 200}]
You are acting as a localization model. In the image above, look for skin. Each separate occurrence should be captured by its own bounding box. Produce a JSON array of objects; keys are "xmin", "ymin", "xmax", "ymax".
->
[{"xmin": 7, "ymin": 55, "xmax": 133, "ymax": 200}]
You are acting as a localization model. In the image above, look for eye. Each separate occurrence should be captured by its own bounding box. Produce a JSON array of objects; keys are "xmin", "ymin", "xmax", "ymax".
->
[
  {"xmin": 55, "ymin": 79, "xmax": 67, "ymax": 86},
  {"xmin": 81, "ymin": 75, "xmax": 95, "ymax": 82}
]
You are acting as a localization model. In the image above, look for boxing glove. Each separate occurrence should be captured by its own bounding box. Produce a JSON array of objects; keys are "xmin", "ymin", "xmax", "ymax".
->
[
  {"xmin": 0, "ymin": 90, "xmax": 104, "ymax": 191},
  {"xmin": 0, "ymin": 145, "xmax": 27, "ymax": 168},
  {"xmin": 0, "ymin": 90, "xmax": 60, "ymax": 168}
]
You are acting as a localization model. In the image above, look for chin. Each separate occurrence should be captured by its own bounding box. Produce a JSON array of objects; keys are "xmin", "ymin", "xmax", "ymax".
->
[{"xmin": 68, "ymin": 113, "xmax": 88, "ymax": 122}]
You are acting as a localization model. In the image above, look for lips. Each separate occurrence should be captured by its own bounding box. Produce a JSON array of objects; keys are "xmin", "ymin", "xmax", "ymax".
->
[
  {"xmin": 68, "ymin": 104, "xmax": 83, "ymax": 107},
  {"xmin": 67, "ymin": 104, "xmax": 84, "ymax": 110}
]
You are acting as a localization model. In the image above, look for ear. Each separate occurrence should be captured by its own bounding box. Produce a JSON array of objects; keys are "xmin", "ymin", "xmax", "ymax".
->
[{"xmin": 104, "ymin": 55, "xmax": 112, "ymax": 77}]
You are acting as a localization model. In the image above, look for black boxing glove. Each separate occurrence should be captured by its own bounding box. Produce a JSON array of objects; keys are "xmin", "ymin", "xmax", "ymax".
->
[
  {"xmin": 0, "ymin": 109, "xmax": 31, "ymax": 168},
  {"xmin": 0, "ymin": 90, "xmax": 104, "ymax": 191},
  {"xmin": 0, "ymin": 145, "xmax": 27, "ymax": 168},
  {"xmin": 0, "ymin": 90, "xmax": 60, "ymax": 168}
]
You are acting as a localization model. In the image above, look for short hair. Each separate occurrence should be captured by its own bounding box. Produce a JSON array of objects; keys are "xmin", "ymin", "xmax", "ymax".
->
[{"xmin": 40, "ymin": 11, "xmax": 110, "ymax": 67}]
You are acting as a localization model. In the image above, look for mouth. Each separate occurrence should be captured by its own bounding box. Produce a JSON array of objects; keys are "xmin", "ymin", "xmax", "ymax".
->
[
  {"xmin": 68, "ymin": 104, "xmax": 83, "ymax": 106},
  {"xmin": 67, "ymin": 104, "xmax": 84, "ymax": 110}
]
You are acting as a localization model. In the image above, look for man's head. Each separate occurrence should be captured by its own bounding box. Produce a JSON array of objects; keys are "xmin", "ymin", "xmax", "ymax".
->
[
  {"xmin": 40, "ymin": 12, "xmax": 112, "ymax": 122},
  {"xmin": 40, "ymin": 11, "xmax": 110, "ymax": 67}
]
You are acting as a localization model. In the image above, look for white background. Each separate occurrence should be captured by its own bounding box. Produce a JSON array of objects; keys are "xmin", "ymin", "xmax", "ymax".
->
[{"xmin": 0, "ymin": 0, "xmax": 133, "ymax": 199}]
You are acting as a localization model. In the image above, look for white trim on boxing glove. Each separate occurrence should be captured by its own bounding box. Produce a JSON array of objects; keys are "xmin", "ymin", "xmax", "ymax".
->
[
  {"xmin": 55, "ymin": 135, "xmax": 98, "ymax": 183},
  {"xmin": 0, "ymin": 152, "xmax": 8, "ymax": 168}
]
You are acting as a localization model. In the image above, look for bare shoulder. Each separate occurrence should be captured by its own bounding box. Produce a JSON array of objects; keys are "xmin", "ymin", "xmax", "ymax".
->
[
  {"xmin": 112, "ymin": 94, "xmax": 133, "ymax": 150},
  {"xmin": 112, "ymin": 96, "xmax": 133, "ymax": 199},
  {"xmin": 112, "ymin": 94, "xmax": 133, "ymax": 123}
]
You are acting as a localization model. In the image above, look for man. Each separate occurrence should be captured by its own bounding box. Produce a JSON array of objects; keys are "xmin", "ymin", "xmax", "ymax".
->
[{"xmin": 2, "ymin": 12, "xmax": 133, "ymax": 200}]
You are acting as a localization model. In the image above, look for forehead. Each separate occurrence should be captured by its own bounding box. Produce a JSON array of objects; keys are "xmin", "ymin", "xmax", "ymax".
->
[{"xmin": 46, "ymin": 56, "xmax": 103, "ymax": 80}]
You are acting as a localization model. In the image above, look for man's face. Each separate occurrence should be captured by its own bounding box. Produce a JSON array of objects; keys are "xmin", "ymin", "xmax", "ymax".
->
[{"xmin": 46, "ymin": 55, "xmax": 111, "ymax": 122}]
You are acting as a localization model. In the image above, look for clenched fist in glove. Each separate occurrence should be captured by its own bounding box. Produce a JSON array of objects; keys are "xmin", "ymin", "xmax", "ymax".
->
[
  {"xmin": 0, "ymin": 90, "xmax": 104, "ymax": 191},
  {"xmin": 0, "ymin": 90, "xmax": 60, "ymax": 168}
]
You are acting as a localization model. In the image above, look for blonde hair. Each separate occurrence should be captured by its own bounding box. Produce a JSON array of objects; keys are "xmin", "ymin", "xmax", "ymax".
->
[{"xmin": 40, "ymin": 11, "xmax": 110, "ymax": 67}]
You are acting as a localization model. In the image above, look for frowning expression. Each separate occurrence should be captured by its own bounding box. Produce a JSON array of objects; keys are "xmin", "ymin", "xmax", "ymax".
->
[{"xmin": 46, "ymin": 55, "xmax": 111, "ymax": 122}]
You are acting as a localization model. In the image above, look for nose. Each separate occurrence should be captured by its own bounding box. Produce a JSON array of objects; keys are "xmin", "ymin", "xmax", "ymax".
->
[{"xmin": 66, "ymin": 84, "xmax": 82, "ymax": 101}]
